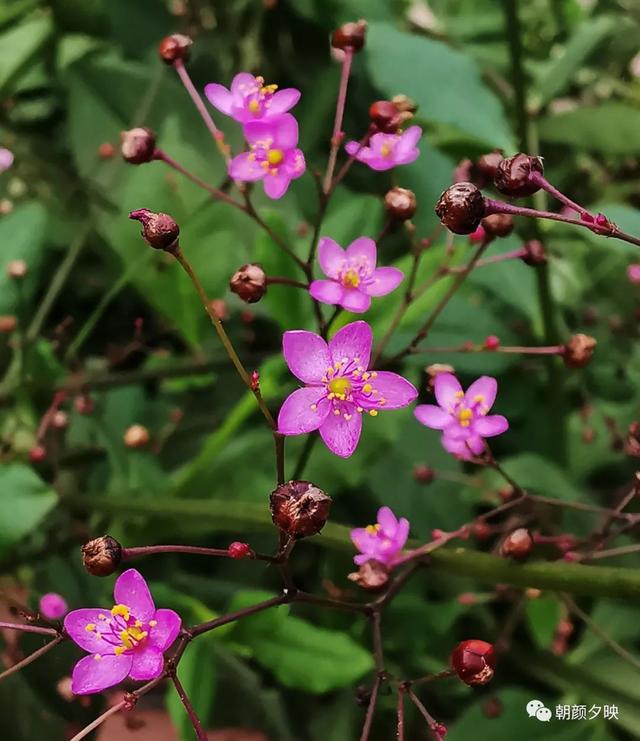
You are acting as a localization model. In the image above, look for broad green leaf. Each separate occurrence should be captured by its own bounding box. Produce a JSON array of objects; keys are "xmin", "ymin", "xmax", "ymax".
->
[
  {"xmin": 526, "ymin": 596, "xmax": 563, "ymax": 648},
  {"xmin": 365, "ymin": 23, "xmax": 514, "ymax": 150},
  {"xmin": 0, "ymin": 464, "xmax": 57, "ymax": 553},
  {"xmin": 0, "ymin": 15, "xmax": 52, "ymax": 93}
]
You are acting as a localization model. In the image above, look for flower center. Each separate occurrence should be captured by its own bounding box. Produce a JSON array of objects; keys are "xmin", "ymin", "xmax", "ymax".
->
[
  {"xmin": 457, "ymin": 407, "xmax": 473, "ymax": 427},
  {"xmin": 366, "ymin": 523, "xmax": 381, "ymax": 534},
  {"xmin": 267, "ymin": 149, "xmax": 284, "ymax": 166},
  {"xmin": 341, "ymin": 268, "xmax": 360, "ymax": 288},
  {"xmin": 248, "ymin": 99, "xmax": 260, "ymax": 113},
  {"xmin": 85, "ymin": 603, "xmax": 157, "ymax": 659},
  {"xmin": 328, "ymin": 377, "xmax": 352, "ymax": 398},
  {"xmin": 380, "ymin": 142, "xmax": 393, "ymax": 157}
]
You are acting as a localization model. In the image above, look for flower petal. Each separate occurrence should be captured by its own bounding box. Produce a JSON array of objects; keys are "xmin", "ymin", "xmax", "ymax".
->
[
  {"xmin": 474, "ymin": 414, "xmax": 509, "ymax": 437},
  {"xmin": 441, "ymin": 433, "xmax": 473, "ymax": 460},
  {"xmin": 283, "ymin": 148, "xmax": 306, "ymax": 179},
  {"xmin": 230, "ymin": 72, "xmax": 258, "ymax": 95},
  {"xmin": 396, "ymin": 126, "xmax": 422, "ymax": 156},
  {"xmin": 114, "ymin": 569, "xmax": 155, "ymax": 623},
  {"xmin": 148, "ymin": 609, "xmax": 182, "ymax": 651},
  {"xmin": 377, "ymin": 506, "xmax": 398, "ymax": 534},
  {"xmin": 345, "ymin": 237, "xmax": 377, "ymax": 266},
  {"xmin": 129, "ymin": 646, "xmax": 165, "ymax": 681},
  {"xmin": 204, "ymin": 83, "xmax": 233, "ymax": 115},
  {"xmin": 278, "ymin": 387, "xmax": 329, "ymax": 435},
  {"xmin": 351, "ymin": 527, "xmax": 376, "ymax": 554},
  {"xmin": 319, "ymin": 408, "xmax": 362, "ymax": 458},
  {"xmin": 317, "ymin": 237, "xmax": 345, "ymax": 279},
  {"xmin": 363, "ymin": 267, "xmax": 404, "ymax": 297},
  {"xmin": 464, "ymin": 376, "xmax": 498, "ymax": 410},
  {"xmin": 269, "ymin": 88, "xmax": 301, "ymax": 114},
  {"xmin": 71, "ymin": 653, "xmax": 133, "ymax": 695},
  {"xmin": 228, "ymin": 152, "xmax": 264, "ymax": 182},
  {"xmin": 363, "ymin": 371, "xmax": 417, "ymax": 410},
  {"xmin": 340, "ymin": 288, "xmax": 371, "ymax": 313},
  {"xmin": 282, "ymin": 330, "xmax": 331, "ymax": 383},
  {"xmin": 263, "ymin": 173, "xmax": 290, "ymax": 199},
  {"xmin": 434, "ymin": 373, "xmax": 463, "ymax": 410},
  {"xmin": 243, "ymin": 120, "xmax": 277, "ymax": 147},
  {"xmin": 345, "ymin": 140, "xmax": 370, "ymax": 160},
  {"xmin": 64, "ymin": 608, "xmax": 114, "ymax": 653},
  {"xmin": 395, "ymin": 518, "xmax": 410, "ymax": 549},
  {"xmin": 309, "ymin": 279, "xmax": 344, "ymax": 305},
  {"xmin": 272, "ymin": 114, "xmax": 299, "ymax": 149},
  {"xmin": 414, "ymin": 404, "xmax": 451, "ymax": 430},
  {"xmin": 328, "ymin": 321, "xmax": 372, "ymax": 367}
]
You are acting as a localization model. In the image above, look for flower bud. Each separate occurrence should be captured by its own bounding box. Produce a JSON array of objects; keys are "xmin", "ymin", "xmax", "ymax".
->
[
  {"xmin": 481, "ymin": 213, "xmax": 513, "ymax": 239},
  {"xmin": 472, "ymin": 521, "xmax": 492, "ymax": 541},
  {"xmin": 624, "ymin": 422, "xmax": 640, "ymax": 458},
  {"xmin": 331, "ymin": 20, "xmax": 367, "ymax": 52},
  {"xmin": 563, "ymin": 334, "xmax": 597, "ymax": 369},
  {"xmin": 158, "ymin": 34, "xmax": 193, "ymax": 64},
  {"xmin": 500, "ymin": 527, "xmax": 533, "ymax": 560},
  {"xmin": 51, "ymin": 410, "xmax": 69, "ymax": 429},
  {"xmin": 228, "ymin": 541, "xmax": 252, "ymax": 559},
  {"xmin": 413, "ymin": 464, "xmax": 435, "ymax": 485},
  {"xmin": 270, "ymin": 480, "xmax": 332, "ymax": 538},
  {"xmin": 6, "ymin": 259, "xmax": 27, "ymax": 279},
  {"xmin": 347, "ymin": 559, "xmax": 389, "ymax": 591},
  {"xmin": 123, "ymin": 424, "xmax": 150, "ymax": 449},
  {"xmin": 435, "ymin": 183, "xmax": 486, "ymax": 235},
  {"xmin": 391, "ymin": 94, "xmax": 418, "ymax": 114},
  {"xmin": 98, "ymin": 142, "xmax": 115, "ymax": 160},
  {"xmin": 521, "ymin": 239, "xmax": 546, "ymax": 266},
  {"xmin": 29, "ymin": 445, "xmax": 47, "ymax": 463},
  {"xmin": 82, "ymin": 535, "xmax": 122, "ymax": 577},
  {"xmin": 468, "ymin": 224, "xmax": 486, "ymax": 244},
  {"xmin": 475, "ymin": 150, "xmax": 504, "ymax": 182},
  {"xmin": 0, "ymin": 315, "xmax": 17, "ymax": 334},
  {"xmin": 450, "ymin": 639, "xmax": 496, "ymax": 686},
  {"xmin": 209, "ymin": 298, "xmax": 228, "ymax": 321},
  {"xmin": 39, "ymin": 592, "xmax": 68, "ymax": 620},
  {"xmin": 229, "ymin": 263, "xmax": 267, "ymax": 304},
  {"xmin": 494, "ymin": 153, "xmax": 544, "ymax": 198},
  {"xmin": 74, "ymin": 394, "xmax": 94, "ymax": 415},
  {"xmin": 129, "ymin": 209, "xmax": 180, "ymax": 254},
  {"xmin": 384, "ymin": 187, "xmax": 417, "ymax": 221},
  {"xmin": 369, "ymin": 100, "xmax": 401, "ymax": 133},
  {"xmin": 484, "ymin": 335, "xmax": 500, "ymax": 350},
  {"xmin": 120, "ymin": 127, "xmax": 157, "ymax": 165}
]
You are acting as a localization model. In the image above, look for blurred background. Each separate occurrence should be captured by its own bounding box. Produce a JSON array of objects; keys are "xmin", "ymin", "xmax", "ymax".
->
[{"xmin": 1, "ymin": 0, "xmax": 640, "ymax": 738}]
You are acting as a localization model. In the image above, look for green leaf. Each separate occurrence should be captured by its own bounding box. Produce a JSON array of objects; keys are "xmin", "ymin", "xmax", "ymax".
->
[
  {"xmin": 365, "ymin": 23, "xmax": 514, "ymax": 150},
  {"xmin": 526, "ymin": 596, "xmax": 563, "ymax": 648},
  {"xmin": 0, "ymin": 464, "xmax": 57, "ymax": 554},
  {"xmin": 0, "ymin": 14, "xmax": 52, "ymax": 94},
  {"xmin": 227, "ymin": 590, "xmax": 374, "ymax": 693},
  {"xmin": 539, "ymin": 103, "xmax": 640, "ymax": 156},
  {"xmin": 483, "ymin": 453, "xmax": 583, "ymax": 501}
]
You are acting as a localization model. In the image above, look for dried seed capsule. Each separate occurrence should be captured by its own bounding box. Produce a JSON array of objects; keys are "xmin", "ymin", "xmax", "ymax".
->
[
  {"xmin": 331, "ymin": 20, "xmax": 367, "ymax": 52},
  {"xmin": 475, "ymin": 149, "xmax": 504, "ymax": 183},
  {"xmin": 450, "ymin": 639, "xmax": 496, "ymax": 686},
  {"xmin": 347, "ymin": 559, "xmax": 389, "ymax": 591},
  {"xmin": 481, "ymin": 213, "xmax": 513, "ymax": 239},
  {"xmin": 369, "ymin": 100, "xmax": 401, "ymax": 133},
  {"xmin": 158, "ymin": 33, "xmax": 193, "ymax": 64},
  {"xmin": 413, "ymin": 464, "xmax": 434, "ymax": 485},
  {"xmin": 270, "ymin": 480, "xmax": 332, "ymax": 538},
  {"xmin": 494, "ymin": 153, "xmax": 544, "ymax": 198},
  {"xmin": 500, "ymin": 527, "xmax": 533, "ymax": 560},
  {"xmin": 120, "ymin": 127, "xmax": 156, "ymax": 165},
  {"xmin": 229, "ymin": 263, "xmax": 267, "ymax": 304},
  {"xmin": 384, "ymin": 187, "xmax": 417, "ymax": 221},
  {"xmin": 82, "ymin": 535, "xmax": 122, "ymax": 577},
  {"xmin": 435, "ymin": 182, "xmax": 486, "ymax": 235},
  {"xmin": 521, "ymin": 239, "xmax": 547, "ymax": 266},
  {"xmin": 563, "ymin": 334, "xmax": 597, "ymax": 368},
  {"xmin": 129, "ymin": 209, "xmax": 180, "ymax": 253}
]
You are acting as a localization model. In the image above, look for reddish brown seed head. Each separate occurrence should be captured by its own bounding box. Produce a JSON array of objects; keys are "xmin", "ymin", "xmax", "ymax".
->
[
  {"xmin": 229, "ymin": 264, "xmax": 267, "ymax": 304},
  {"xmin": 82, "ymin": 535, "xmax": 122, "ymax": 577},
  {"xmin": 228, "ymin": 541, "xmax": 252, "ymax": 560},
  {"xmin": 500, "ymin": 527, "xmax": 533, "ymax": 561},
  {"xmin": 494, "ymin": 153, "xmax": 544, "ymax": 198},
  {"xmin": 435, "ymin": 183, "xmax": 486, "ymax": 235},
  {"xmin": 129, "ymin": 209, "xmax": 180, "ymax": 254},
  {"xmin": 563, "ymin": 334, "xmax": 597, "ymax": 369},
  {"xmin": 450, "ymin": 639, "xmax": 496, "ymax": 686},
  {"xmin": 384, "ymin": 186, "xmax": 417, "ymax": 221},
  {"xmin": 270, "ymin": 480, "xmax": 332, "ymax": 538},
  {"xmin": 120, "ymin": 127, "xmax": 156, "ymax": 165},
  {"xmin": 331, "ymin": 20, "xmax": 367, "ymax": 52},
  {"xmin": 158, "ymin": 34, "xmax": 193, "ymax": 64}
]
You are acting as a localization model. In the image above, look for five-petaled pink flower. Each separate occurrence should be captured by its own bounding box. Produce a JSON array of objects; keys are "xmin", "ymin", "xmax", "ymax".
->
[
  {"xmin": 345, "ymin": 126, "xmax": 422, "ymax": 171},
  {"xmin": 229, "ymin": 114, "xmax": 305, "ymax": 199},
  {"xmin": 40, "ymin": 593, "xmax": 68, "ymax": 620},
  {"xmin": 278, "ymin": 321, "xmax": 417, "ymax": 458},
  {"xmin": 414, "ymin": 373, "xmax": 508, "ymax": 460},
  {"xmin": 64, "ymin": 569, "xmax": 181, "ymax": 695},
  {"xmin": 309, "ymin": 237, "xmax": 403, "ymax": 313},
  {"xmin": 627, "ymin": 264, "xmax": 640, "ymax": 285},
  {"xmin": 205, "ymin": 73, "xmax": 301, "ymax": 124},
  {"xmin": 351, "ymin": 507, "xmax": 409, "ymax": 566}
]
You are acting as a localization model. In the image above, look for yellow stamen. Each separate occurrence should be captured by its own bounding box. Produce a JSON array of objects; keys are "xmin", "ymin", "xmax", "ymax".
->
[
  {"xmin": 341, "ymin": 269, "xmax": 360, "ymax": 288},
  {"xmin": 149, "ymin": 620, "xmax": 157, "ymax": 628},
  {"xmin": 380, "ymin": 143, "xmax": 392, "ymax": 157},
  {"xmin": 111, "ymin": 604, "xmax": 130, "ymax": 620},
  {"xmin": 248, "ymin": 100, "xmax": 260, "ymax": 114},
  {"xmin": 267, "ymin": 148, "xmax": 284, "ymax": 166},
  {"xmin": 94, "ymin": 654, "xmax": 102, "ymax": 661},
  {"xmin": 365, "ymin": 524, "xmax": 381, "ymax": 534},
  {"xmin": 328, "ymin": 377, "xmax": 351, "ymax": 397},
  {"xmin": 362, "ymin": 383, "xmax": 373, "ymax": 394},
  {"xmin": 85, "ymin": 623, "xmax": 96, "ymax": 632},
  {"xmin": 369, "ymin": 409, "xmax": 378, "ymax": 417}
]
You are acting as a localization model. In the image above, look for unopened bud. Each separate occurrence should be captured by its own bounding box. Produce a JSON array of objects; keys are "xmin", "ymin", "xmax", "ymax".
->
[
  {"xmin": 158, "ymin": 34, "xmax": 193, "ymax": 64},
  {"xmin": 368, "ymin": 100, "xmax": 401, "ymax": 133},
  {"xmin": 435, "ymin": 182, "xmax": 486, "ymax": 235},
  {"xmin": 121, "ymin": 127, "xmax": 156, "ymax": 165},
  {"xmin": 129, "ymin": 208, "xmax": 180, "ymax": 253},
  {"xmin": 82, "ymin": 535, "xmax": 122, "ymax": 576},
  {"xmin": 74, "ymin": 394, "xmax": 94, "ymax": 415},
  {"xmin": 624, "ymin": 422, "xmax": 640, "ymax": 458},
  {"xmin": 331, "ymin": 20, "xmax": 367, "ymax": 52},
  {"xmin": 229, "ymin": 263, "xmax": 267, "ymax": 303},
  {"xmin": 475, "ymin": 150, "xmax": 504, "ymax": 182},
  {"xmin": 98, "ymin": 142, "xmax": 115, "ymax": 159},
  {"xmin": 39, "ymin": 592, "xmax": 68, "ymax": 620},
  {"xmin": 228, "ymin": 541, "xmax": 252, "ymax": 559},
  {"xmin": 270, "ymin": 480, "xmax": 332, "ymax": 538},
  {"xmin": 413, "ymin": 464, "xmax": 435, "ymax": 485},
  {"xmin": 450, "ymin": 639, "xmax": 496, "ymax": 686},
  {"xmin": 500, "ymin": 527, "xmax": 533, "ymax": 560},
  {"xmin": 472, "ymin": 521, "xmax": 492, "ymax": 541},
  {"xmin": 209, "ymin": 298, "xmax": 228, "ymax": 321},
  {"xmin": 29, "ymin": 445, "xmax": 47, "ymax": 463},
  {"xmin": 384, "ymin": 187, "xmax": 417, "ymax": 221},
  {"xmin": 481, "ymin": 213, "xmax": 513, "ymax": 239},
  {"xmin": 484, "ymin": 335, "xmax": 500, "ymax": 350},
  {"xmin": 0, "ymin": 315, "xmax": 17, "ymax": 333},
  {"xmin": 521, "ymin": 239, "xmax": 546, "ymax": 266},
  {"xmin": 563, "ymin": 334, "xmax": 596, "ymax": 368},
  {"xmin": 347, "ymin": 559, "xmax": 389, "ymax": 591},
  {"xmin": 6, "ymin": 259, "xmax": 27, "ymax": 279},
  {"xmin": 494, "ymin": 153, "xmax": 544, "ymax": 198},
  {"xmin": 51, "ymin": 410, "xmax": 69, "ymax": 429},
  {"xmin": 123, "ymin": 424, "xmax": 150, "ymax": 449}
]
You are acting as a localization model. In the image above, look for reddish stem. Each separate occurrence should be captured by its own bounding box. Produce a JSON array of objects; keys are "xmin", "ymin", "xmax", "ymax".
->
[{"xmin": 324, "ymin": 48, "xmax": 354, "ymax": 193}]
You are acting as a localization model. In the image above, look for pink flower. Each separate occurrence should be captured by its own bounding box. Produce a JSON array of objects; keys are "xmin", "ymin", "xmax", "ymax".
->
[
  {"xmin": 627, "ymin": 264, "xmax": 640, "ymax": 284},
  {"xmin": 205, "ymin": 73, "xmax": 301, "ymax": 124},
  {"xmin": 309, "ymin": 237, "xmax": 403, "ymax": 313},
  {"xmin": 229, "ymin": 114, "xmax": 305, "ymax": 199},
  {"xmin": 39, "ymin": 593, "xmax": 68, "ymax": 620},
  {"xmin": 278, "ymin": 321, "xmax": 417, "ymax": 458},
  {"xmin": 351, "ymin": 507, "xmax": 409, "ymax": 566},
  {"xmin": 344, "ymin": 126, "xmax": 422, "ymax": 171},
  {"xmin": 414, "ymin": 373, "xmax": 508, "ymax": 460},
  {"xmin": 0, "ymin": 147, "xmax": 13, "ymax": 172},
  {"xmin": 64, "ymin": 569, "xmax": 181, "ymax": 695}
]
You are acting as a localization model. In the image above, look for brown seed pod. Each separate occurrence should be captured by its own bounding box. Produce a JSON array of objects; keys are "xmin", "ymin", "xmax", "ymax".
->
[
  {"xmin": 229, "ymin": 263, "xmax": 267, "ymax": 304},
  {"xmin": 481, "ymin": 213, "xmax": 514, "ymax": 239},
  {"xmin": 494, "ymin": 153, "xmax": 544, "ymax": 198},
  {"xmin": 563, "ymin": 334, "xmax": 597, "ymax": 369},
  {"xmin": 435, "ymin": 182, "xmax": 486, "ymax": 235},
  {"xmin": 158, "ymin": 33, "xmax": 193, "ymax": 64},
  {"xmin": 450, "ymin": 639, "xmax": 496, "ymax": 686},
  {"xmin": 129, "ymin": 209, "xmax": 180, "ymax": 253},
  {"xmin": 270, "ymin": 480, "xmax": 332, "ymax": 538},
  {"xmin": 384, "ymin": 187, "xmax": 417, "ymax": 221},
  {"xmin": 500, "ymin": 527, "xmax": 533, "ymax": 561},
  {"xmin": 82, "ymin": 535, "xmax": 122, "ymax": 577},
  {"xmin": 331, "ymin": 20, "xmax": 367, "ymax": 52},
  {"xmin": 347, "ymin": 559, "xmax": 389, "ymax": 591},
  {"xmin": 521, "ymin": 239, "xmax": 547, "ymax": 266},
  {"xmin": 120, "ymin": 127, "xmax": 156, "ymax": 165}
]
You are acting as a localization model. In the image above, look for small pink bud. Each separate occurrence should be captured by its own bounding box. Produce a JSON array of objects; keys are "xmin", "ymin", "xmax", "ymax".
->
[
  {"xmin": 413, "ymin": 464, "xmax": 435, "ymax": 484},
  {"xmin": 29, "ymin": 445, "xmax": 47, "ymax": 463},
  {"xmin": 468, "ymin": 224, "xmax": 486, "ymax": 244},
  {"xmin": 6, "ymin": 259, "xmax": 27, "ymax": 279},
  {"xmin": 483, "ymin": 335, "xmax": 500, "ymax": 350},
  {"xmin": 74, "ymin": 394, "xmax": 94, "ymax": 415},
  {"xmin": 39, "ymin": 592, "xmax": 68, "ymax": 620},
  {"xmin": 250, "ymin": 370, "xmax": 260, "ymax": 391},
  {"xmin": 228, "ymin": 541, "xmax": 252, "ymax": 559},
  {"xmin": 98, "ymin": 142, "xmax": 115, "ymax": 159},
  {"xmin": 627, "ymin": 264, "xmax": 640, "ymax": 285},
  {"xmin": 458, "ymin": 592, "xmax": 477, "ymax": 606}
]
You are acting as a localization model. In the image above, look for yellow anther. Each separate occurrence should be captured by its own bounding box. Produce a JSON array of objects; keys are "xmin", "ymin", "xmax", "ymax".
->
[
  {"xmin": 328, "ymin": 377, "xmax": 351, "ymax": 397},
  {"xmin": 369, "ymin": 409, "xmax": 378, "ymax": 417},
  {"xmin": 248, "ymin": 100, "xmax": 260, "ymax": 113},
  {"xmin": 454, "ymin": 390, "xmax": 464, "ymax": 398},
  {"xmin": 473, "ymin": 394, "xmax": 485, "ymax": 403},
  {"xmin": 94, "ymin": 654, "xmax": 102, "ymax": 661},
  {"xmin": 98, "ymin": 614, "xmax": 106, "ymax": 620},
  {"xmin": 111, "ymin": 604, "xmax": 130, "ymax": 620},
  {"xmin": 341, "ymin": 269, "xmax": 360, "ymax": 288},
  {"xmin": 114, "ymin": 646, "xmax": 126, "ymax": 656},
  {"xmin": 362, "ymin": 383, "xmax": 373, "ymax": 394},
  {"xmin": 149, "ymin": 620, "xmax": 157, "ymax": 628},
  {"xmin": 85, "ymin": 623, "xmax": 96, "ymax": 632},
  {"xmin": 362, "ymin": 372, "xmax": 370, "ymax": 381},
  {"xmin": 370, "ymin": 372, "xmax": 378, "ymax": 379},
  {"xmin": 267, "ymin": 148, "xmax": 284, "ymax": 166},
  {"xmin": 380, "ymin": 143, "xmax": 392, "ymax": 157},
  {"xmin": 310, "ymin": 404, "xmax": 317, "ymax": 411},
  {"xmin": 365, "ymin": 524, "xmax": 381, "ymax": 534},
  {"xmin": 334, "ymin": 409, "xmax": 341, "ymax": 416},
  {"xmin": 344, "ymin": 413, "xmax": 352, "ymax": 420}
]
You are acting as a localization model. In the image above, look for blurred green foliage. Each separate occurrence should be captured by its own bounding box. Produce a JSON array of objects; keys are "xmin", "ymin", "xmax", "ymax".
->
[{"xmin": 0, "ymin": 0, "xmax": 640, "ymax": 739}]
